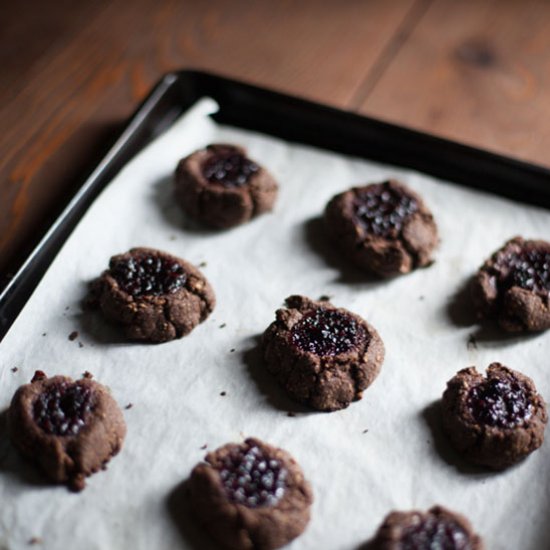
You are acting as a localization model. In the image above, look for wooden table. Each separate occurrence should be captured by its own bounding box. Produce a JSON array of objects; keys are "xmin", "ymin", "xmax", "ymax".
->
[{"xmin": 2, "ymin": 0, "xmax": 550, "ymax": 282}]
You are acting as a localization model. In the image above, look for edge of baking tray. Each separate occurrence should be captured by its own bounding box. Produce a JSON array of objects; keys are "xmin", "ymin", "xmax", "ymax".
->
[{"xmin": 2, "ymin": 69, "xmax": 550, "ymax": 342}]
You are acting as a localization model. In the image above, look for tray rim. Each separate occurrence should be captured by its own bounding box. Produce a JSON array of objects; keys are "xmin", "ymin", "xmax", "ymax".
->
[{"xmin": 2, "ymin": 68, "xmax": 550, "ymax": 342}]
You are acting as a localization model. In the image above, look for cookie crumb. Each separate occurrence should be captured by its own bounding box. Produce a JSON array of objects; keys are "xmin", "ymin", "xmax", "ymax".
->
[
  {"xmin": 41, "ymin": 333, "xmax": 47, "ymax": 337},
  {"xmin": 318, "ymin": 295, "xmax": 331, "ymax": 302},
  {"xmin": 82, "ymin": 371, "xmax": 93, "ymax": 379},
  {"xmin": 11, "ymin": 367, "xmax": 18, "ymax": 373},
  {"xmin": 31, "ymin": 370, "xmax": 47, "ymax": 382},
  {"xmin": 287, "ymin": 411, "xmax": 297, "ymax": 417},
  {"xmin": 362, "ymin": 429, "xmax": 369, "ymax": 434},
  {"xmin": 220, "ymin": 391, "xmax": 227, "ymax": 396},
  {"xmin": 125, "ymin": 403, "xmax": 133, "ymax": 410},
  {"xmin": 200, "ymin": 444, "xmax": 207, "ymax": 450},
  {"xmin": 219, "ymin": 323, "xmax": 226, "ymax": 329},
  {"xmin": 467, "ymin": 334, "xmax": 478, "ymax": 350},
  {"xmin": 230, "ymin": 348, "xmax": 235, "ymax": 353},
  {"xmin": 68, "ymin": 331, "xmax": 79, "ymax": 341},
  {"xmin": 28, "ymin": 537, "xmax": 42, "ymax": 545}
]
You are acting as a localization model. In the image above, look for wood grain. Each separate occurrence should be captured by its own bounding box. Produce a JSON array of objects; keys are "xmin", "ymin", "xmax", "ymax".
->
[
  {"xmin": 0, "ymin": 0, "xmax": 416, "ymax": 277},
  {"xmin": 359, "ymin": 0, "xmax": 550, "ymax": 165}
]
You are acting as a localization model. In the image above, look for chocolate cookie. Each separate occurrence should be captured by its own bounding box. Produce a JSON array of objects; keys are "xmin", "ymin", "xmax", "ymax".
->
[
  {"xmin": 323, "ymin": 180, "xmax": 438, "ymax": 277},
  {"xmin": 471, "ymin": 237, "xmax": 550, "ymax": 332},
  {"xmin": 262, "ymin": 295, "xmax": 384, "ymax": 411},
  {"xmin": 90, "ymin": 247, "xmax": 215, "ymax": 343},
  {"xmin": 174, "ymin": 143, "xmax": 278, "ymax": 229},
  {"xmin": 7, "ymin": 371, "xmax": 126, "ymax": 491},
  {"xmin": 441, "ymin": 363, "xmax": 547, "ymax": 469},
  {"xmin": 371, "ymin": 505, "xmax": 483, "ymax": 549},
  {"xmin": 188, "ymin": 437, "xmax": 313, "ymax": 550}
]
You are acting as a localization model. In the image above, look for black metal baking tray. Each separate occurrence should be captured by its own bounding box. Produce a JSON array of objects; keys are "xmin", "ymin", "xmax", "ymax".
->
[{"xmin": 2, "ymin": 69, "xmax": 550, "ymax": 341}]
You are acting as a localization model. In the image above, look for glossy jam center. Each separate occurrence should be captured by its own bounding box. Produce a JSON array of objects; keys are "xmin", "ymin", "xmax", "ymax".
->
[
  {"xmin": 110, "ymin": 253, "xmax": 187, "ymax": 297},
  {"xmin": 202, "ymin": 151, "xmax": 258, "ymax": 187},
  {"xmin": 466, "ymin": 377, "xmax": 532, "ymax": 429},
  {"xmin": 353, "ymin": 182, "xmax": 418, "ymax": 237},
  {"xmin": 401, "ymin": 514, "xmax": 472, "ymax": 550},
  {"xmin": 290, "ymin": 308, "xmax": 366, "ymax": 356},
  {"xmin": 495, "ymin": 246, "xmax": 550, "ymax": 294},
  {"xmin": 33, "ymin": 382, "xmax": 95, "ymax": 436},
  {"xmin": 218, "ymin": 442, "xmax": 288, "ymax": 508}
]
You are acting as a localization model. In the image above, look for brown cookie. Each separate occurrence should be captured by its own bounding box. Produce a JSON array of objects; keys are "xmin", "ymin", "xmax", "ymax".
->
[
  {"xmin": 262, "ymin": 295, "xmax": 384, "ymax": 411},
  {"xmin": 89, "ymin": 247, "xmax": 215, "ymax": 343},
  {"xmin": 471, "ymin": 236, "xmax": 550, "ymax": 332},
  {"xmin": 371, "ymin": 505, "xmax": 483, "ymax": 549},
  {"xmin": 188, "ymin": 437, "xmax": 313, "ymax": 550},
  {"xmin": 441, "ymin": 363, "xmax": 547, "ymax": 469},
  {"xmin": 7, "ymin": 371, "xmax": 126, "ymax": 491},
  {"xmin": 324, "ymin": 180, "xmax": 438, "ymax": 277},
  {"xmin": 174, "ymin": 143, "xmax": 278, "ymax": 229}
]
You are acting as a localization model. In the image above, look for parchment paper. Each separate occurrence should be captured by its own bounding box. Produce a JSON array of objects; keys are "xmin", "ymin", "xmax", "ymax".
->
[{"xmin": 1, "ymin": 98, "xmax": 550, "ymax": 550}]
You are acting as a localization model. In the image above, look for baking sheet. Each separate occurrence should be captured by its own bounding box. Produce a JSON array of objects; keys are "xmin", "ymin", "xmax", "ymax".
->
[{"xmin": 1, "ymin": 98, "xmax": 550, "ymax": 550}]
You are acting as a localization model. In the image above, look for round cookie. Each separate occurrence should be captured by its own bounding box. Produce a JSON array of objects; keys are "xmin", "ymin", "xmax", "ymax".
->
[
  {"xmin": 262, "ymin": 295, "xmax": 384, "ymax": 411},
  {"xmin": 188, "ymin": 437, "xmax": 313, "ymax": 550},
  {"xmin": 324, "ymin": 179, "xmax": 438, "ymax": 277},
  {"xmin": 174, "ymin": 143, "xmax": 278, "ymax": 229},
  {"xmin": 8, "ymin": 371, "xmax": 126, "ymax": 491},
  {"xmin": 371, "ymin": 505, "xmax": 483, "ymax": 549},
  {"xmin": 441, "ymin": 363, "xmax": 547, "ymax": 469},
  {"xmin": 471, "ymin": 236, "xmax": 550, "ymax": 332},
  {"xmin": 90, "ymin": 247, "xmax": 215, "ymax": 343}
]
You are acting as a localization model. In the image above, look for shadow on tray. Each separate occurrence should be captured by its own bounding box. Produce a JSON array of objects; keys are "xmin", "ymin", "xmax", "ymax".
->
[
  {"xmin": 166, "ymin": 478, "xmax": 218, "ymax": 550},
  {"xmin": 0, "ymin": 409, "xmax": 51, "ymax": 488},
  {"xmin": 242, "ymin": 334, "xmax": 312, "ymax": 415}
]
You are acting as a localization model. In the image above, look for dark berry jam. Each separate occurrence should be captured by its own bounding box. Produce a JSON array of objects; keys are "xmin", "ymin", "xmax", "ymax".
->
[
  {"xmin": 217, "ymin": 441, "xmax": 288, "ymax": 508},
  {"xmin": 290, "ymin": 307, "xmax": 366, "ymax": 356},
  {"xmin": 494, "ymin": 246, "xmax": 550, "ymax": 295},
  {"xmin": 401, "ymin": 514, "xmax": 472, "ymax": 550},
  {"xmin": 33, "ymin": 382, "xmax": 95, "ymax": 436},
  {"xmin": 353, "ymin": 182, "xmax": 418, "ymax": 237},
  {"xmin": 109, "ymin": 253, "xmax": 187, "ymax": 297},
  {"xmin": 202, "ymin": 150, "xmax": 259, "ymax": 188},
  {"xmin": 466, "ymin": 376, "xmax": 533, "ymax": 429}
]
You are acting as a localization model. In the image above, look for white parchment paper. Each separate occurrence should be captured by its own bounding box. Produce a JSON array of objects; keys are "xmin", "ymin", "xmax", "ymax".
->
[{"xmin": 1, "ymin": 98, "xmax": 550, "ymax": 550}]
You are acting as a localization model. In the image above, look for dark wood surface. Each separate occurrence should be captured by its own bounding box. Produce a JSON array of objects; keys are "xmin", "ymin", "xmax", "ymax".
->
[{"xmin": 2, "ymin": 0, "xmax": 550, "ymax": 279}]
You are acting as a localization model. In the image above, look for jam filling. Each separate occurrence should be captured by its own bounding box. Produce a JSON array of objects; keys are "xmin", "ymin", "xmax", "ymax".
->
[
  {"xmin": 290, "ymin": 307, "xmax": 366, "ymax": 356},
  {"xmin": 466, "ymin": 376, "xmax": 533, "ymax": 429},
  {"xmin": 352, "ymin": 182, "xmax": 418, "ymax": 238},
  {"xmin": 109, "ymin": 253, "xmax": 187, "ymax": 297},
  {"xmin": 493, "ymin": 246, "xmax": 550, "ymax": 295},
  {"xmin": 401, "ymin": 514, "xmax": 472, "ymax": 550},
  {"xmin": 217, "ymin": 441, "xmax": 288, "ymax": 508},
  {"xmin": 33, "ymin": 382, "xmax": 95, "ymax": 436},
  {"xmin": 202, "ymin": 150, "xmax": 259, "ymax": 188}
]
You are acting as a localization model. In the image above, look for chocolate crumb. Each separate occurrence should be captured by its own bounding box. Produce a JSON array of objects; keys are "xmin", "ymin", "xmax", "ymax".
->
[
  {"xmin": 11, "ymin": 367, "xmax": 18, "ymax": 373},
  {"xmin": 28, "ymin": 537, "xmax": 42, "ymax": 545},
  {"xmin": 41, "ymin": 333, "xmax": 47, "ymax": 337},
  {"xmin": 68, "ymin": 331, "xmax": 79, "ymax": 341},
  {"xmin": 287, "ymin": 412, "xmax": 297, "ymax": 417},
  {"xmin": 200, "ymin": 444, "xmax": 207, "ymax": 450},
  {"xmin": 31, "ymin": 370, "xmax": 46, "ymax": 382},
  {"xmin": 82, "ymin": 371, "xmax": 93, "ymax": 379},
  {"xmin": 318, "ymin": 295, "xmax": 331, "ymax": 302},
  {"xmin": 65, "ymin": 306, "xmax": 70, "ymax": 311},
  {"xmin": 220, "ymin": 391, "xmax": 227, "ymax": 396},
  {"xmin": 467, "ymin": 334, "xmax": 478, "ymax": 350},
  {"xmin": 125, "ymin": 403, "xmax": 133, "ymax": 410},
  {"xmin": 78, "ymin": 342, "xmax": 84, "ymax": 348},
  {"xmin": 230, "ymin": 348, "xmax": 236, "ymax": 353},
  {"xmin": 219, "ymin": 323, "xmax": 226, "ymax": 329},
  {"xmin": 362, "ymin": 429, "xmax": 369, "ymax": 434}
]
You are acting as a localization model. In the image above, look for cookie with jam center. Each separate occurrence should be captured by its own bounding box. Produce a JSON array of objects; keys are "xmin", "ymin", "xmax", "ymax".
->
[
  {"xmin": 471, "ymin": 236, "xmax": 550, "ymax": 332},
  {"xmin": 89, "ymin": 247, "xmax": 215, "ymax": 343},
  {"xmin": 174, "ymin": 143, "xmax": 278, "ymax": 229},
  {"xmin": 262, "ymin": 295, "xmax": 385, "ymax": 411},
  {"xmin": 371, "ymin": 505, "xmax": 483, "ymax": 550},
  {"xmin": 188, "ymin": 437, "xmax": 313, "ymax": 550},
  {"xmin": 8, "ymin": 371, "xmax": 126, "ymax": 491},
  {"xmin": 441, "ymin": 363, "xmax": 547, "ymax": 469},
  {"xmin": 324, "ymin": 180, "xmax": 438, "ymax": 277}
]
